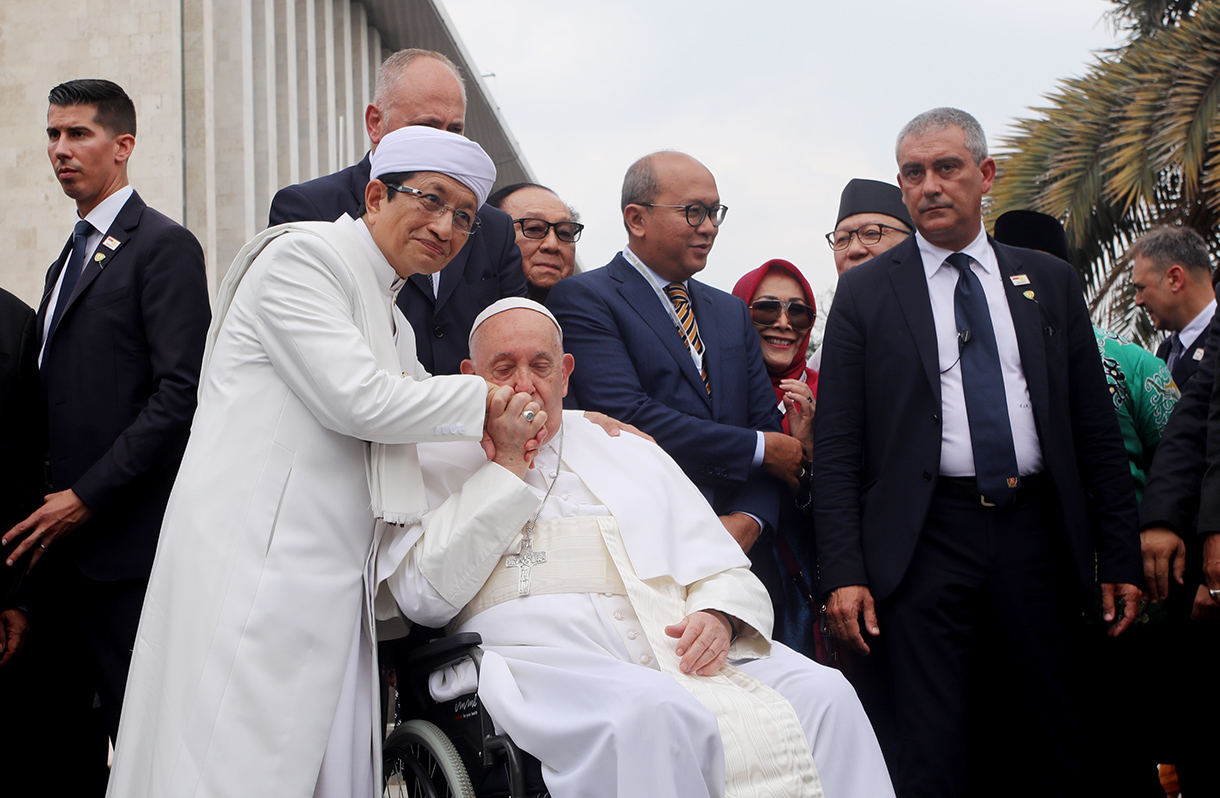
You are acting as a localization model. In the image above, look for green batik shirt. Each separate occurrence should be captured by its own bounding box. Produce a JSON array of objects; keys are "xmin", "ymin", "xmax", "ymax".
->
[{"xmin": 1093, "ymin": 327, "xmax": 1179, "ymax": 504}]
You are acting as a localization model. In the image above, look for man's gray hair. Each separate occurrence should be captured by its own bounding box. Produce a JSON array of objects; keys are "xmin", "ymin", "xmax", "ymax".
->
[
  {"xmin": 621, "ymin": 154, "xmax": 662, "ymax": 213},
  {"xmin": 1128, "ymin": 226, "xmax": 1213, "ymax": 279},
  {"xmin": 896, "ymin": 107, "xmax": 988, "ymax": 165},
  {"xmin": 373, "ymin": 48, "xmax": 466, "ymax": 109}
]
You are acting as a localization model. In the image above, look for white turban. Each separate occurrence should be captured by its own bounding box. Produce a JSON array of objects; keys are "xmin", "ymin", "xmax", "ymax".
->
[
  {"xmin": 469, "ymin": 297, "xmax": 563, "ymax": 351},
  {"xmin": 370, "ymin": 126, "xmax": 497, "ymax": 207}
]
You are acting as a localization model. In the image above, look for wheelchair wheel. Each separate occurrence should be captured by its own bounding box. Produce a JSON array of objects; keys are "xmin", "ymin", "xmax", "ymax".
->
[{"xmin": 383, "ymin": 719, "xmax": 475, "ymax": 798}]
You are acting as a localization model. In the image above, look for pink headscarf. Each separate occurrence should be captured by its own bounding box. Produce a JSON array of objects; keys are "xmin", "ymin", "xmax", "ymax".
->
[{"xmin": 732, "ymin": 260, "xmax": 818, "ymax": 431}]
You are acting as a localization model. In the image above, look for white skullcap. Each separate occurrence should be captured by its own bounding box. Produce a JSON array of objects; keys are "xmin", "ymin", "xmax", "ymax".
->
[
  {"xmin": 370, "ymin": 126, "xmax": 497, "ymax": 207},
  {"xmin": 469, "ymin": 297, "xmax": 563, "ymax": 350}
]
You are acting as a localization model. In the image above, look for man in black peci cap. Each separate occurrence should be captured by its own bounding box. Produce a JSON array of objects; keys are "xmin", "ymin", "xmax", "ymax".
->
[{"xmin": 826, "ymin": 178, "xmax": 914, "ymax": 276}]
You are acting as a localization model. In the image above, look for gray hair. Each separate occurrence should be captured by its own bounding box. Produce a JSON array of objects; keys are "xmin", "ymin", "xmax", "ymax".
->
[
  {"xmin": 373, "ymin": 48, "xmax": 467, "ymax": 109},
  {"xmin": 621, "ymin": 154, "xmax": 662, "ymax": 213},
  {"xmin": 1128, "ymin": 226, "xmax": 1213, "ymax": 279},
  {"xmin": 896, "ymin": 107, "xmax": 988, "ymax": 165}
]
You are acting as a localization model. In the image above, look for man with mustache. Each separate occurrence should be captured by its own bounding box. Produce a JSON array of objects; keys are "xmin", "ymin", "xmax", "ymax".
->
[{"xmin": 814, "ymin": 107, "xmax": 1142, "ymax": 796}]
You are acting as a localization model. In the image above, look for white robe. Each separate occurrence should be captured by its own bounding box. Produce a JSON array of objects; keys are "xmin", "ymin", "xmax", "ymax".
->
[
  {"xmin": 107, "ymin": 217, "xmax": 486, "ymax": 798},
  {"xmin": 380, "ymin": 414, "xmax": 894, "ymax": 798}
]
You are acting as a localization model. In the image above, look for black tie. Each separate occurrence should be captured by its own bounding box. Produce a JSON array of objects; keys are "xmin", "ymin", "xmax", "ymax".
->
[
  {"xmin": 1166, "ymin": 333, "xmax": 1184, "ymax": 372},
  {"xmin": 46, "ymin": 220, "xmax": 93, "ymax": 344},
  {"xmin": 948, "ymin": 252, "xmax": 1020, "ymax": 506}
]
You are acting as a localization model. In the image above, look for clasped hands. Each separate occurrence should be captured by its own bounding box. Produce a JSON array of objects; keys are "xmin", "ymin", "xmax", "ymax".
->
[{"xmin": 480, "ymin": 383, "xmax": 547, "ymax": 477}]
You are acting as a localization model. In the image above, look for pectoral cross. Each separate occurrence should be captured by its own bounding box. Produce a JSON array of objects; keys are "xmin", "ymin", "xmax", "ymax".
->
[{"xmin": 506, "ymin": 532, "xmax": 547, "ymax": 596}]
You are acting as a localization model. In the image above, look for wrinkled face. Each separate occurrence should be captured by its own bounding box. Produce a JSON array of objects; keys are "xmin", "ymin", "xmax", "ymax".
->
[
  {"xmin": 365, "ymin": 172, "xmax": 477, "ymax": 279},
  {"xmin": 1131, "ymin": 255, "xmax": 1176, "ymax": 331},
  {"xmin": 832, "ymin": 212, "xmax": 911, "ymax": 275},
  {"xmin": 499, "ymin": 187, "xmax": 577, "ymax": 293},
  {"xmin": 47, "ymin": 103, "xmax": 133, "ymax": 216},
  {"xmin": 370, "ymin": 57, "xmax": 466, "ymax": 146},
  {"xmin": 751, "ymin": 271, "xmax": 809, "ymax": 373},
  {"xmin": 464, "ymin": 309, "xmax": 574, "ymax": 441},
  {"xmin": 897, "ymin": 124, "xmax": 995, "ymax": 252},
  {"xmin": 628, "ymin": 153, "xmax": 720, "ymax": 283}
]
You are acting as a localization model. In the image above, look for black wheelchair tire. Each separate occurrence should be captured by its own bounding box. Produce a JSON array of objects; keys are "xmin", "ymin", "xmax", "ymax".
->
[{"xmin": 383, "ymin": 719, "xmax": 475, "ymax": 798}]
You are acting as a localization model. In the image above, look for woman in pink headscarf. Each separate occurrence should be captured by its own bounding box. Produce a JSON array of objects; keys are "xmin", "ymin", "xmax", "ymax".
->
[
  {"xmin": 732, "ymin": 259, "xmax": 818, "ymax": 457},
  {"xmin": 732, "ymin": 259, "xmax": 828, "ymax": 663}
]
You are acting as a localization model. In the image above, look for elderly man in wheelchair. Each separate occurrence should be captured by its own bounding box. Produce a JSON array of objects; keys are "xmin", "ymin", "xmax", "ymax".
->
[{"xmin": 377, "ymin": 299, "xmax": 894, "ymax": 798}]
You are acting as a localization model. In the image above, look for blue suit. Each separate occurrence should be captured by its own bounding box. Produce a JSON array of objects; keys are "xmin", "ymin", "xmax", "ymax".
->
[{"xmin": 548, "ymin": 253, "xmax": 784, "ymax": 531}]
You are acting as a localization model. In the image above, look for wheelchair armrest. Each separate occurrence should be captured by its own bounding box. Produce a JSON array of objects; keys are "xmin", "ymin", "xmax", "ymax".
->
[{"xmin": 406, "ymin": 631, "xmax": 485, "ymax": 674}]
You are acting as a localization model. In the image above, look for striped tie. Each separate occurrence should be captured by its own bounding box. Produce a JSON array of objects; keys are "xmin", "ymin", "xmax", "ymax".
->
[{"xmin": 664, "ymin": 282, "xmax": 710, "ymax": 394}]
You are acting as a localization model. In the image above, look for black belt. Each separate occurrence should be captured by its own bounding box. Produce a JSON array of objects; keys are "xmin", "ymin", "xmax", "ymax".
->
[{"xmin": 935, "ymin": 473, "xmax": 1050, "ymax": 507}]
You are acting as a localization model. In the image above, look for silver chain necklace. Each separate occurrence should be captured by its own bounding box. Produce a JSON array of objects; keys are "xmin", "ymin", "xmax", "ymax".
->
[{"xmin": 505, "ymin": 425, "xmax": 563, "ymax": 596}]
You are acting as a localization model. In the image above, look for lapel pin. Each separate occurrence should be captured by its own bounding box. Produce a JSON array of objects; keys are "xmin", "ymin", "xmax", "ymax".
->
[
  {"xmin": 1023, "ymin": 290, "xmax": 1035, "ymax": 300},
  {"xmin": 102, "ymin": 236, "xmax": 120, "ymax": 250},
  {"xmin": 94, "ymin": 252, "xmax": 106, "ymax": 263},
  {"xmin": 1009, "ymin": 274, "xmax": 1031, "ymax": 286},
  {"xmin": 1194, "ymin": 347, "xmax": 1206, "ymax": 361}
]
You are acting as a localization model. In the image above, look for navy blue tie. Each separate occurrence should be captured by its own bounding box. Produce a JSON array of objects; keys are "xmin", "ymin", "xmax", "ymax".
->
[
  {"xmin": 46, "ymin": 219, "xmax": 93, "ymax": 344},
  {"xmin": 948, "ymin": 252, "xmax": 1020, "ymax": 506}
]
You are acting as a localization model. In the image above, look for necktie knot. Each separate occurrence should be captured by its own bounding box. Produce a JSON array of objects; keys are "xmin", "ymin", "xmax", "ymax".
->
[
  {"xmin": 946, "ymin": 252, "xmax": 972, "ymax": 273},
  {"xmin": 664, "ymin": 282, "xmax": 690, "ymax": 308},
  {"xmin": 74, "ymin": 219, "xmax": 93, "ymax": 240}
]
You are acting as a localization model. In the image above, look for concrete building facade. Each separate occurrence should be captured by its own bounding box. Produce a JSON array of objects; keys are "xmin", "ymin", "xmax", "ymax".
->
[{"xmin": 0, "ymin": 0, "xmax": 532, "ymax": 306}]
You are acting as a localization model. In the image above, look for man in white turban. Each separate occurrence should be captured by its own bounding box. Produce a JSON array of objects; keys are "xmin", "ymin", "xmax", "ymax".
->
[
  {"xmin": 378, "ymin": 299, "xmax": 896, "ymax": 798},
  {"xmin": 106, "ymin": 126, "xmax": 546, "ymax": 798}
]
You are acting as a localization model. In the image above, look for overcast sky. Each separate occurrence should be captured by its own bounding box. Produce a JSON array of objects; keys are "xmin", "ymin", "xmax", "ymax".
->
[{"xmin": 442, "ymin": 0, "xmax": 1124, "ymax": 303}]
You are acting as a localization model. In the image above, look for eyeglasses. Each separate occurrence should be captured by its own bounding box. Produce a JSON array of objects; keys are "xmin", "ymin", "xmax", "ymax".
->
[
  {"xmin": 825, "ymin": 222, "xmax": 909, "ymax": 251},
  {"xmin": 749, "ymin": 299, "xmax": 815, "ymax": 331},
  {"xmin": 640, "ymin": 203, "xmax": 729, "ymax": 228},
  {"xmin": 513, "ymin": 218, "xmax": 585, "ymax": 243},
  {"xmin": 382, "ymin": 182, "xmax": 481, "ymax": 235}
]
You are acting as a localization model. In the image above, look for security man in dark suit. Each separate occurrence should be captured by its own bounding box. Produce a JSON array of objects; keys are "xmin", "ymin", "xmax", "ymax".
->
[
  {"xmin": 268, "ymin": 48, "xmax": 526, "ymax": 376},
  {"xmin": 549, "ymin": 151, "xmax": 803, "ymax": 555},
  {"xmin": 1129, "ymin": 227, "xmax": 1216, "ymax": 389},
  {"xmin": 2, "ymin": 79, "xmax": 210, "ymax": 794},
  {"xmin": 814, "ymin": 107, "xmax": 1141, "ymax": 797}
]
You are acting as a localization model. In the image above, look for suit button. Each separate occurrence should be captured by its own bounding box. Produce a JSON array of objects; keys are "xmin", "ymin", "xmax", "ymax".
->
[
  {"xmin": 932, "ymin": 413, "xmax": 940, "ymax": 423},
  {"xmin": 433, "ymin": 326, "xmax": 444, "ymax": 338},
  {"xmin": 923, "ymin": 471, "xmax": 932, "ymax": 482}
]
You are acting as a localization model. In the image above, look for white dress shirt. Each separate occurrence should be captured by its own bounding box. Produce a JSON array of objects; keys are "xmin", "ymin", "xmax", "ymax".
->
[
  {"xmin": 918, "ymin": 226, "xmax": 1044, "ymax": 477},
  {"xmin": 1178, "ymin": 297, "xmax": 1216, "ymax": 353},
  {"xmin": 40, "ymin": 185, "xmax": 134, "ymax": 364}
]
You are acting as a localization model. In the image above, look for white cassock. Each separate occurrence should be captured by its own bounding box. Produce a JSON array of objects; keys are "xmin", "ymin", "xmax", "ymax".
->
[
  {"xmin": 379, "ymin": 413, "xmax": 894, "ymax": 798},
  {"xmin": 107, "ymin": 216, "xmax": 486, "ymax": 798}
]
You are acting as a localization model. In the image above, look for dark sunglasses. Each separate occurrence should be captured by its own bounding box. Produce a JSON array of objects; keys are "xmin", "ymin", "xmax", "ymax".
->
[{"xmin": 749, "ymin": 299, "xmax": 815, "ymax": 331}]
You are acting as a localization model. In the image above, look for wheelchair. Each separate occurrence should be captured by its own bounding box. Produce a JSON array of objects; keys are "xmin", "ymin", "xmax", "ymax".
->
[{"xmin": 382, "ymin": 632, "xmax": 549, "ymax": 798}]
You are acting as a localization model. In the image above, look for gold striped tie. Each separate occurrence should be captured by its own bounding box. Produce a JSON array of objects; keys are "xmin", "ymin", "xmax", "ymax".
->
[{"xmin": 664, "ymin": 282, "xmax": 711, "ymax": 394}]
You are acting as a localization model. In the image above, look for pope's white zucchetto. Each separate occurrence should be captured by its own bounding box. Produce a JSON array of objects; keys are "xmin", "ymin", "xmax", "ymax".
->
[
  {"xmin": 370, "ymin": 126, "xmax": 497, "ymax": 208},
  {"xmin": 469, "ymin": 298, "xmax": 563, "ymax": 350}
]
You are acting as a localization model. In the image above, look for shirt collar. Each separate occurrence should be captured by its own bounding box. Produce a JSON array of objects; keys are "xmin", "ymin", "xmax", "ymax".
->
[
  {"xmin": 80, "ymin": 185, "xmax": 134, "ymax": 236},
  {"xmin": 351, "ymin": 215, "xmax": 404, "ymax": 292},
  {"xmin": 916, "ymin": 224, "xmax": 991, "ymax": 279},
  {"xmin": 623, "ymin": 246, "xmax": 687, "ymax": 291},
  {"xmin": 1180, "ymin": 297, "xmax": 1217, "ymax": 348}
]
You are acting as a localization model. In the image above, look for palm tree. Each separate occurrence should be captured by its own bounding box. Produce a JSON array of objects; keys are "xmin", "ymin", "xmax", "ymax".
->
[{"xmin": 987, "ymin": 0, "xmax": 1220, "ymax": 345}]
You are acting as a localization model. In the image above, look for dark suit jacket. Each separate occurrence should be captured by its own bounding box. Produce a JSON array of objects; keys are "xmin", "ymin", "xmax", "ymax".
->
[
  {"xmin": 267, "ymin": 153, "xmax": 527, "ymax": 375},
  {"xmin": 0, "ymin": 289, "xmax": 43, "ymax": 606},
  {"xmin": 1155, "ymin": 326, "xmax": 1209, "ymax": 388},
  {"xmin": 813, "ymin": 236, "xmax": 1140, "ymax": 600},
  {"xmin": 1142, "ymin": 312, "xmax": 1220, "ymax": 534},
  {"xmin": 37, "ymin": 191, "xmax": 210, "ymax": 582},
  {"xmin": 548, "ymin": 254, "xmax": 785, "ymax": 531}
]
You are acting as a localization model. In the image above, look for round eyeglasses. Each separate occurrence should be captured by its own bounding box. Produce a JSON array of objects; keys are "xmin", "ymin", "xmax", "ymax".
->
[
  {"xmin": 825, "ymin": 222, "xmax": 909, "ymax": 251},
  {"xmin": 749, "ymin": 299, "xmax": 815, "ymax": 331},
  {"xmin": 513, "ymin": 218, "xmax": 584, "ymax": 243},
  {"xmin": 382, "ymin": 182, "xmax": 480, "ymax": 235},
  {"xmin": 641, "ymin": 203, "xmax": 729, "ymax": 228}
]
